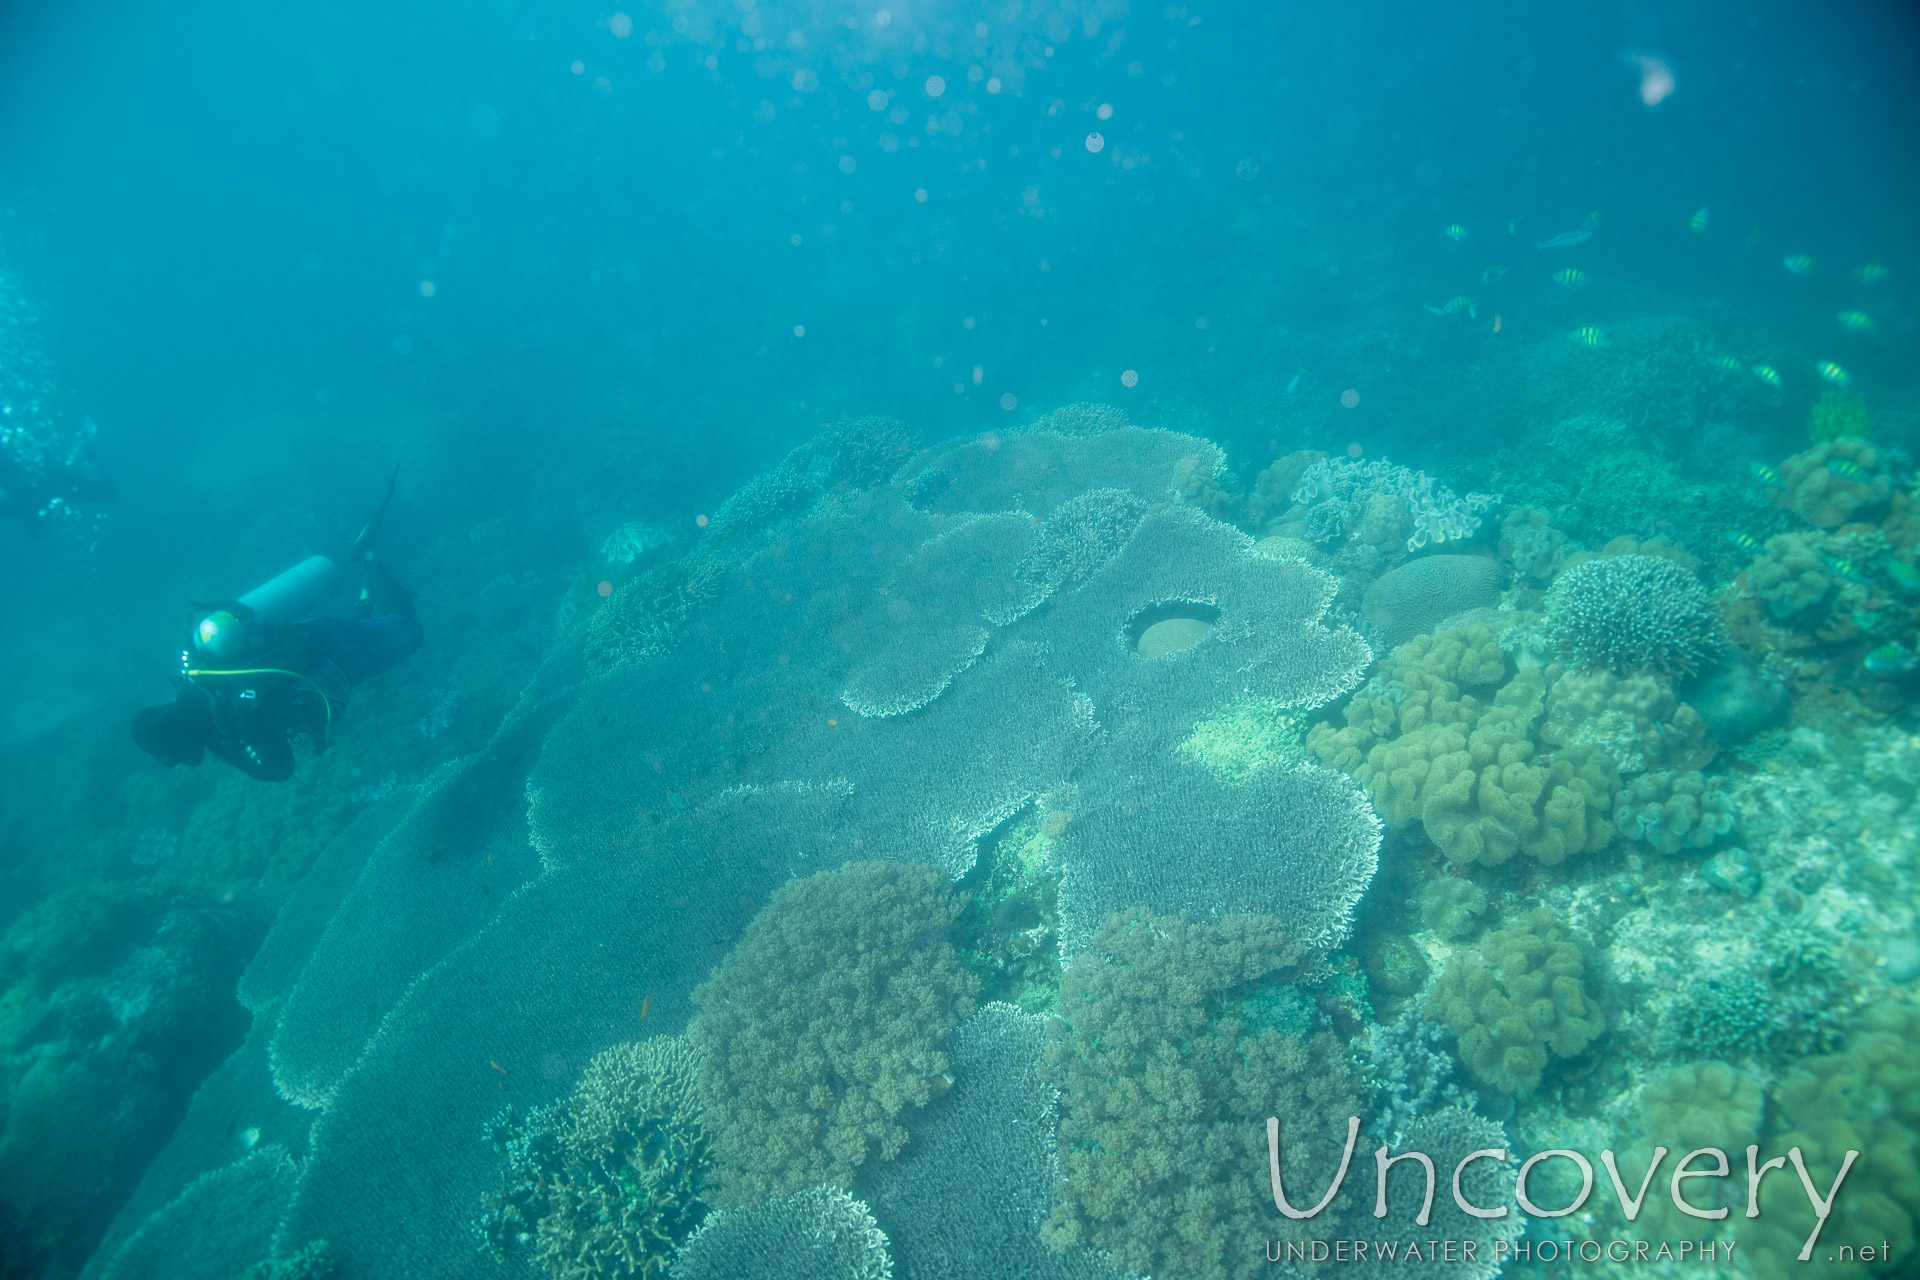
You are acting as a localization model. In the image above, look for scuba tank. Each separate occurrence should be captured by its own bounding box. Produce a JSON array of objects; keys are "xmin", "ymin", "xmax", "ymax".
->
[{"xmin": 192, "ymin": 554, "xmax": 344, "ymax": 661}]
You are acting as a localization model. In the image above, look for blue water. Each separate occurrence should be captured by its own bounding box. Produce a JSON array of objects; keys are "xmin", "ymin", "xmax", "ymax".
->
[{"xmin": 2, "ymin": 0, "xmax": 1917, "ymax": 1275}]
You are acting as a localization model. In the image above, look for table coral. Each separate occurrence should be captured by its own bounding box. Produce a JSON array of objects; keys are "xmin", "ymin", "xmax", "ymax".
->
[
  {"xmin": 689, "ymin": 861, "xmax": 978, "ymax": 1207},
  {"xmin": 1430, "ymin": 906, "xmax": 1604, "ymax": 1093},
  {"xmin": 1043, "ymin": 908, "xmax": 1359, "ymax": 1280}
]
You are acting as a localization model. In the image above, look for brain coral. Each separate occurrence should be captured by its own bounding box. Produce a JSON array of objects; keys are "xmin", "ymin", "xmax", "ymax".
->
[
  {"xmin": 689, "ymin": 861, "xmax": 978, "ymax": 1207},
  {"xmin": 1776, "ymin": 437, "xmax": 1892, "ymax": 528},
  {"xmin": 1541, "ymin": 554, "xmax": 1727, "ymax": 678},
  {"xmin": 1361, "ymin": 555, "xmax": 1507, "ymax": 647},
  {"xmin": 1430, "ymin": 906, "xmax": 1605, "ymax": 1093},
  {"xmin": 1044, "ymin": 909, "xmax": 1359, "ymax": 1280},
  {"xmin": 476, "ymin": 1036, "xmax": 708, "ymax": 1279}
]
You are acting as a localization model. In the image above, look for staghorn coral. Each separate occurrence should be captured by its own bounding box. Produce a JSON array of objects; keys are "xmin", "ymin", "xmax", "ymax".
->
[
  {"xmin": 861, "ymin": 1003, "xmax": 1120, "ymax": 1280},
  {"xmin": 669, "ymin": 1185, "xmax": 893, "ymax": 1280},
  {"xmin": 1362, "ymin": 1003, "xmax": 1476, "ymax": 1144},
  {"xmin": 794, "ymin": 416, "xmax": 923, "ymax": 490},
  {"xmin": 1008, "ymin": 488, "xmax": 1148, "ymax": 612},
  {"xmin": 690, "ymin": 862, "xmax": 978, "ymax": 1206},
  {"xmin": 1541, "ymin": 554, "xmax": 1727, "ymax": 678},
  {"xmin": 1043, "ymin": 909, "xmax": 1360, "ymax": 1280},
  {"xmin": 1360, "ymin": 555, "xmax": 1507, "ymax": 647},
  {"xmin": 1292, "ymin": 456, "xmax": 1499, "ymax": 553},
  {"xmin": 1430, "ymin": 906, "xmax": 1604, "ymax": 1093},
  {"xmin": 1354, "ymin": 1108, "xmax": 1523, "ymax": 1280},
  {"xmin": 475, "ymin": 1035, "xmax": 709, "ymax": 1279},
  {"xmin": 1776, "ymin": 437, "xmax": 1893, "ymax": 528},
  {"xmin": 1612, "ymin": 768, "xmax": 1734, "ymax": 855},
  {"xmin": 1747, "ymin": 1006, "xmax": 1920, "ymax": 1280},
  {"xmin": 1024, "ymin": 402, "xmax": 1130, "ymax": 437},
  {"xmin": 705, "ymin": 463, "xmax": 816, "ymax": 540},
  {"xmin": 1309, "ymin": 634, "xmax": 1618, "ymax": 867}
]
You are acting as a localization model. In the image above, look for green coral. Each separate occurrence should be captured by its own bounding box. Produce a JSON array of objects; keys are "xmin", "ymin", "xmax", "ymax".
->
[
  {"xmin": 1416, "ymin": 877, "xmax": 1488, "ymax": 940},
  {"xmin": 1043, "ymin": 908, "xmax": 1359, "ymax": 1280},
  {"xmin": 1179, "ymin": 697, "xmax": 1310, "ymax": 781},
  {"xmin": 1748, "ymin": 1006, "xmax": 1920, "ymax": 1280},
  {"xmin": 1612, "ymin": 769, "xmax": 1734, "ymax": 855},
  {"xmin": 690, "ymin": 861, "xmax": 977, "ymax": 1207},
  {"xmin": 1430, "ymin": 906, "xmax": 1604, "ymax": 1093},
  {"xmin": 477, "ymin": 1036, "xmax": 709, "ymax": 1279},
  {"xmin": 1809, "ymin": 387, "xmax": 1871, "ymax": 443},
  {"xmin": 1542, "ymin": 555, "xmax": 1727, "ymax": 678},
  {"xmin": 1310, "ymin": 636, "xmax": 1618, "ymax": 867}
]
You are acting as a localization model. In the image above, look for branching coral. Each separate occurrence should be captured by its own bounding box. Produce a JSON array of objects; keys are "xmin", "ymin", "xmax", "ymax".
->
[
  {"xmin": 1430, "ymin": 906, "xmax": 1604, "ymax": 1093},
  {"xmin": 1009, "ymin": 488, "xmax": 1148, "ymax": 611},
  {"xmin": 690, "ymin": 862, "xmax": 978, "ymax": 1206},
  {"xmin": 583, "ymin": 554, "xmax": 723, "ymax": 675},
  {"xmin": 476, "ymin": 1036, "xmax": 709, "ymax": 1279},
  {"xmin": 669, "ymin": 1186, "xmax": 893, "ymax": 1280},
  {"xmin": 1541, "ymin": 554, "xmax": 1727, "ymax": 677},
  {"xmin": 1177, "ymin": 696, "xmax": 1310, "ymax": 781},
  {"xmin": 792, "ymin": 417, "xmax": 923, "ymax": 491},
  {"xmin": 1043, "ymin": 909, "xmax": 1359, "ymax": 1280},
  {"xmin": 705, "ymin": 464, "xmax": 816, "ymax": 540}
]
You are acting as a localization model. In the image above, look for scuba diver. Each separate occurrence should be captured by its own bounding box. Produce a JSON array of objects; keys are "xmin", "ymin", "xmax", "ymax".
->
[{"xmin": 130, "ymin": 472, "xmax": 421, "ymax": 782}]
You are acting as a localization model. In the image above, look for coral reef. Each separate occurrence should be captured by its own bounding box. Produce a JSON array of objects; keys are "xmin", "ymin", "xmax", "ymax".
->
[
  {"xmin": 792, "ymin": 417, "xmax": 923, "ymax": 490},
  {"xmin": 1430, "ymin": 906, "xmax": 1604, "ymax": 1093},
  {"xmin": 476, "ymin": 1036, "xmax": 708, "ymax": 1279},
  {"xmin": 1498, "ymin": 506, "xmax": 1577, "ymax": 585},
  {"xmin": 669, "ymin": 1186, "xmax": 893, "ymax": 1280},
  {"xmin": 1356, "ymin": 1108, "xmax": 1523, "ymax": 1280},
  {"xmin": 1292, "ymin": 457, "xmax": 1499, "ymax": 553},
  {"xmin": 1776, "ymin": 437, "xmax": 1894, "ymax": 529},
  {"xmin": 1010, "ymin": 488, "xmax": 1148, "ymax": 606},
  {"xmin": 1539, "ymin": 667, "xmax": 1715, "ymax": 774},
  {"xmin": 1541, "ymin": 553, "xmax": 1727, "ymax": 677},
  {"xmin": 1612, "ymin": 769, "xmax": 1735, "ymax": 855},
  {"xmin": 1044, "ymin": 908, "xmax": 1359, "ymax": 1280},
  {"xmin": 583, "ymin": 553, "xmax": 724, "ymax": 675},
  {"xmin": 690, "ymin": 862, "xmax": 978, "ymax": 1206},
  {"xmin": 1360, "ymin": 554, "xmax": 1507, "ymax": 647},
  {"xmin": 1176, "ymin": 696, "xmax": 1309, "ymax": 781},
  {"xmin": 1747, "ymin": 1006, "xmax": 1920, "ymax": 1280},
  {"xmin": 1415, "ymin": 877, "xmax": 1487, "ymax": 940},
  {"xmin": 705, "ymin": 464, "xmax": 816, "ymax": 540},
  {"xmin": 1024, "ymin": 402, "xmax": 1131, "ymax": 437},
  {"xmin": 1363, "ymin": 1002, "xmax": 1474, "ymax": 1144},
  {"xmin": 1741, "ymin": 532, "xmax": 1834, "ymax": 619},
  {"xmin": 1309, "ymin": 632, "xmax": 1618, "ymax": 867}
]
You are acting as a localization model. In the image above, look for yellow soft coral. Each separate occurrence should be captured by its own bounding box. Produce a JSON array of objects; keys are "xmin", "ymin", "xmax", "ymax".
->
[{"xmin": 1431, "ymin": 906, "xmax": 1604, "ymax": 1093}]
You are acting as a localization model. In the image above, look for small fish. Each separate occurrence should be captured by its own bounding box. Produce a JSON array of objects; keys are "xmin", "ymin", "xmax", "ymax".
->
[
  {"xmin": 1481, "ymin": 264, "xmax": 1508, "ymax": 282},
  {"xmin": 1853, "ymin": 264, "xmax": 1891, "ymax": 284},
  {"xmin": 1749, "ymin": 461, "xmax": 1783, "ymax": 488},
  {"xmin": 1507, "ymin": 217, "xmax": 1519, "ymax": 235},
  {"xmin": 1492, "ymin": 314, "xmax": 1502, "ymax": 333},
  {"xmin": 1783, "ymin": 254, "xmax": 1814, "ymax": 275},
  {"xmin": 1751, "ymin": 364, "xmax": 1782, "ymax": 388},
  {"xmin": 1534, "ymin": 228, "xmax": 1593, "ymax": 249},
  {"xmin": 1689, "ymin": 207, "xmax": 1710, "ymax": 232},
  {"xmin": 1285, "ymin": 371, "xmax": 1302, "ymax": 393},
  {"xmin": 1443, "ymin": 224, "xmax": 1468, "ymax": 241},
  {"xmin": 1881, "ymin": 559, "xmax": 1920, "ymax": 593},
  {"xmin": 1825, "ymin": 457, "xmax": 1870, "ymax": 483},
  {"xmin": 1426, "ymin": 296, "xmax": 1478, "ymax": 318},
  {"xmin": 1553, "ymin": 268, "xmax": 1587, "ymax": 288},
  {"xmin": 639, "ymin": 995, "xmax": 651, "ymax": 1021},
  {"xmin": 1583, "ymin": 210, "xmax": 1604, "ymax": 229},
  {"xmin": 1716, "ymin": 355, "xmax": 1746, "ymax": 375},
  {"xmin": 1837, "ymin": 311, "xmax": 1874, "ymax": 331},
  {"xmin": 1573, "ymin": 326, "xmax": 1608, "ymax": 348},
  {"xmin": 1817, "ymin": 361, "xmax": 1851, "ymax": 387},
  {"xmin": 237, "ymin": 1127, "xmax": 261, "ymax": 1152},
  {"xmin": 1727, "ymin": 531, "xmax": 1763, "ymax": 553},
  {"xmin": 1824, "ymin": 555, "xmax": 1873, "ymax": 585},
  {"xmin": 489, "ymin": 1059, "xmax": 508, "ymax": 1075},
  {"xmin": 1864, "ymin": 642, "xmax": 1918, "ymax": 674}
]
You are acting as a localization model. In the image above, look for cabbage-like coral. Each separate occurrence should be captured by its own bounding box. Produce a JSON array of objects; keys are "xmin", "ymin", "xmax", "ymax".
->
[
  {"xmin": 1776, "ymin": 437, "xmax": 1893, "ymax": 528},
  {"xmin": 1747, "ymin": 1006, "xmax": 1920, "ymax": 1280},
  {"xmin": 1044, "ymin": 909, "xmax": 1359, "ymax": 1280},
  {"xmin": 1309, "ymin": 633, "xmax": 1618, "ymax": 867},
  {"xmin": 1415, "ymin": 877, "xmax": 1488, "ymax": 940},
  {"xmin": 1612, "ymin": 769, "xmax": 1734, "ymax": 855},
  {"xmin": 1430, "ymin": 906, "xmax": 1604, "ymax": 1093},
  {"xmin": 1293, "ymin": 457, "xmax": 1498, "ymax": 553},
  {"xmin": 690, "ymin": 862, "xmax": 978, "ymax": 1206},
  {"xmin": 476, "ymin": 1036, "xmax": 708, "ymax": 1279},
  {"xmin": 1498, "ymin": 506, "xmax": 1576, "ymax": 584},
  {"xmin": 1539, "ymin": 667, "xmax": 1714, "ymax": 775},
  {"xmin": 1740, "ymin": 532, "xmax": 1833, "ymax": 619},
  {"xmin": 1542, "ymin": 554, "xmax": 1727, "ymax": 678}
]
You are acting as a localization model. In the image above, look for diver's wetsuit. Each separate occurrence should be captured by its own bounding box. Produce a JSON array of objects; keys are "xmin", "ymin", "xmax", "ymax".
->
[{"xmin": 150, "ymin": 562, "xmax": 422, "ymax": 781}]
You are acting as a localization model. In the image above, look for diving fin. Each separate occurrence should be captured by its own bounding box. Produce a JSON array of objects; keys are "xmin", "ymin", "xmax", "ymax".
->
[{"xmin": 348, "ymin": 464, "xmax": 400, "ymax": 563}]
